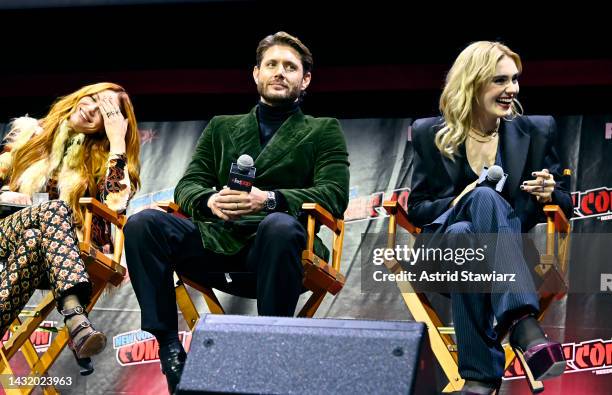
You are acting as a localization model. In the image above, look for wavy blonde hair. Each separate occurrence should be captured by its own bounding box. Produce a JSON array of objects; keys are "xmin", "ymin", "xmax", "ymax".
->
[
  {"xmin": 436, "ymin": 41, "xmax": 522, "ymax": 159},
  {"xmin": 9, "ymin": 82, "xmax": 141, "ymax": 225}
]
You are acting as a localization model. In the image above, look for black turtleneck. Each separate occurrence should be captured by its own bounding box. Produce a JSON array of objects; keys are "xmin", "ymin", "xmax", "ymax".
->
[
  {"xmin": 254, "ymin": 100, "xmax": 299, "ymax": 213},
  {"xmin": 256, "ymin": 100, "xmax": 300, "ymax": 148}
]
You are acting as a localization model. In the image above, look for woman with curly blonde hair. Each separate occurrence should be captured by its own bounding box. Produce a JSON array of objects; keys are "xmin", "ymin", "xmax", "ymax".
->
[
  {"xmin": 408, "ymin": 42, "xmax": 570, "ymax": 393},
  {"xmin": 0, "ymin": 82, "xmax": 140, "ymax": 366}
]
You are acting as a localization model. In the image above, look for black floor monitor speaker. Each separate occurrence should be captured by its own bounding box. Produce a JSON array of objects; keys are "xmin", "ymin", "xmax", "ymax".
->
[{"xmin": 177, "ymin": 314, "xmax": 435, "ymax": 394}]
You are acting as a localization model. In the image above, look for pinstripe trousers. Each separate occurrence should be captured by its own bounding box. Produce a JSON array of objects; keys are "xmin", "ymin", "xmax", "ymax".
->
[{"xmin": 440, "ymin": 187, "xmax": 539, "ymax": 385}]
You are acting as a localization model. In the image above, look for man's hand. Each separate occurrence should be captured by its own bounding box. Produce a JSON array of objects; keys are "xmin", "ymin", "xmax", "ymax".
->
[
  {"xmin": 0, "ymin": 191, "xmax": 32, "ymax": 205},
  {"xmin": 521, "ymin": 168, "xmax": 555, "ymax": 203},
  {"xmin": 208, "ymin": 186, "xmax": 268, "ymax": 220}
]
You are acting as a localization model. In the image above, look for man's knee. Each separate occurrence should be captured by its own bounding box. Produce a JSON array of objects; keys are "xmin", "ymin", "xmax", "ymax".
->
[
  {"xmin": 257, "ymin": 213, "xmax": 305, "ymax": 242},
  {"xmin": 125, "ymin": 209, "xmax": 168, "ymax": 238}
]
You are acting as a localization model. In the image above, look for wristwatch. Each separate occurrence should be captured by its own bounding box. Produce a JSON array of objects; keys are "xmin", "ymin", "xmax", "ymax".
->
[{"xmin": 264, "ymin": 191, "xmax": 277, "ymax": 212}]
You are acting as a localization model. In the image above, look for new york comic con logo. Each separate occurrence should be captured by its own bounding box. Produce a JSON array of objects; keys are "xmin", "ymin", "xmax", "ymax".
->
[
  {"xmin": 113, "ymin": 329, "xmax": 192, "ymax": 366},
  {"xmin": 572, "ymin": 187, "xmax": 612, "ymax": 220},
  {"xmin": 504, "ymin": 338, "xmax": 612, "ymax": 379},
  {"xmin": 0, "ymin": 321, "xmax": 54, "ymax": 351}
]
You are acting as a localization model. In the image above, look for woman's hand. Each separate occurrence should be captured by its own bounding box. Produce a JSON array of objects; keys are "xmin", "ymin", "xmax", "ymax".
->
[
  {"xmin": 0, "ymin": 191, "xmax": 32, "ymax": 205},
  {"xmin": 521, "ymin": 169, "xmax": 555, "ymax": 203},
  {"xmin": 95, "ymin": 92, "xmax": 128, "ymax": 153}
]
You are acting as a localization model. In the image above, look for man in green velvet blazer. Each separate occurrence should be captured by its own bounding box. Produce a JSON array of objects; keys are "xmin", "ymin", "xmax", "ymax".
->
[
  {"xmin": 174, "ymin": 104, "xmax": 349, "ymax": 258},
  {"xmin": 124, "ymin": 31, "xmax": 349, "ymax": 394}
]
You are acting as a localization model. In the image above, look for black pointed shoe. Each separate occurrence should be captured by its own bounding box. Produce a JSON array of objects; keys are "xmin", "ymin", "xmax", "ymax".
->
[
  {"xmin": 451, "ymin": 379, "xmax": 499, "ymax": 394},
  {"xmin": 159, "ymin": 342, "xmax": 187, "ymax": 395}
]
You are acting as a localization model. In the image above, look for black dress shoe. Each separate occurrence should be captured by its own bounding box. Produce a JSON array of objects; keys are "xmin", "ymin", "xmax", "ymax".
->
[
  {"xmin": 451, "ymin": 379, "xmax": 498, "ymax": 394},
  {"xmin": 159, "ymin": 342, "xmax": 187, "ymax": 395}
]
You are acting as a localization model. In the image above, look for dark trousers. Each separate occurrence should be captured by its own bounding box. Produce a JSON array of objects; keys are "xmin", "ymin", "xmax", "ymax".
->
[
  {"xmin": 442, "ymin": 188, "xmax": 539, "ymax": 385},
  {"xmin": 124, "ymin": 209, "xmax": 306, "ymax": 333}
]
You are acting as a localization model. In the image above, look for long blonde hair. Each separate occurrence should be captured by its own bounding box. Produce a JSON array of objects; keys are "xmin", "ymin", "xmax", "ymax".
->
[
  {"xmin": 9, "ymin": 82, "xmax": 141, "ymax": 225},
  {"xmin": 436, "ymin": 41, "xmax": 522, "ymax": 159}
]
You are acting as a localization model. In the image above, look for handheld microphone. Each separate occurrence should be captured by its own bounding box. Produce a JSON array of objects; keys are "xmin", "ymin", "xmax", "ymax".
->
[
  {"xmin": 477, "ymin": 165, "xmax": 507, "ymax": 192},
  {"xmin": 228, "ymin": 154, "xmax": 256, "ymax": 192}
]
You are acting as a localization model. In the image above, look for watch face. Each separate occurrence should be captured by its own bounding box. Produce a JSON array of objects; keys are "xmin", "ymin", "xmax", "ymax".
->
[{"xmin": 266, "ymin": 192, "xmax": 276, "ymax": 210}]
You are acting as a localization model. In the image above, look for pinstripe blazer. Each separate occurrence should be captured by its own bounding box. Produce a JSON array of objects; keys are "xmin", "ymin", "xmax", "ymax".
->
[{"xmin": 407, "ymin": 115, "xmax": 572, "ymax": 232}]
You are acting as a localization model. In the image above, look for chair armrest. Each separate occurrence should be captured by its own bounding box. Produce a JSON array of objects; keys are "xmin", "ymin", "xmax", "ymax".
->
[
  {"xmin": 383, "ymin": 200, "xmax": 421, "ymax": 234},
  {"xmin": 78, "ymin": 197, "xmax": 127, "ymax": 278},
  {"xmin": 157, "ymin": 201, "xmax": 189, "ymax": 219},
  {"xmin": 157, "ymin": 200, "xmax": 181, "ymax": 213},
  {"xmin": 543, "ymin": 205, "xmax": 570, "ymax": 234},
  {"xmin": 79, "ymin": 198, "xmax": 125, "ymax": 227},
  {"xmin": 301, "ymin": 203, "xmax": 342, "ymax": 235},
  {"xmin": 300, "ymin": 203, "xmax": 346, "ymax": 295}
]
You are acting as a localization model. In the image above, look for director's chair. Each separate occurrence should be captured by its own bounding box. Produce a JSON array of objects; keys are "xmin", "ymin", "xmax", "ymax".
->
[
  {"xmin": 383, "ymin": 171, "xmax": 572, "ymax": 393},
  {"xmin": 157, "ymin": 201, "xmax": 346, "ymax": 331}
]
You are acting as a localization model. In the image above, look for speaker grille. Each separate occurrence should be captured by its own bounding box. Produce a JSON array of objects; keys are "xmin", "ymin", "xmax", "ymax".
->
[{"xmin": 178, "ymin": 314, "xmax": 433, "ymax": 394}]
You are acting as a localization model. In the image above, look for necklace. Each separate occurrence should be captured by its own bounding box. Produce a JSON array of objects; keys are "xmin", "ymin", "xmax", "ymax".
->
[
  {"xmin": 469, "ymin": 119, "xmax": 500, "ymax": 143},
  {"xmin": 468, "ymin": 129, "xmax": 498, "ymax": 143}
]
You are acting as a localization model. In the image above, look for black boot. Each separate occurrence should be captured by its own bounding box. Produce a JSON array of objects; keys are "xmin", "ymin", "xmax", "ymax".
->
[{"xmin": 159, "ymin": 342, "xmax": 187, "ymax": 395}]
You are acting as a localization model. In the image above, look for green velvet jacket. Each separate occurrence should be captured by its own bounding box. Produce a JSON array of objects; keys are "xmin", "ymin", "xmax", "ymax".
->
[{"xmin": 174, "ymin": 106, "xmax": 350, "ymax": 257}]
